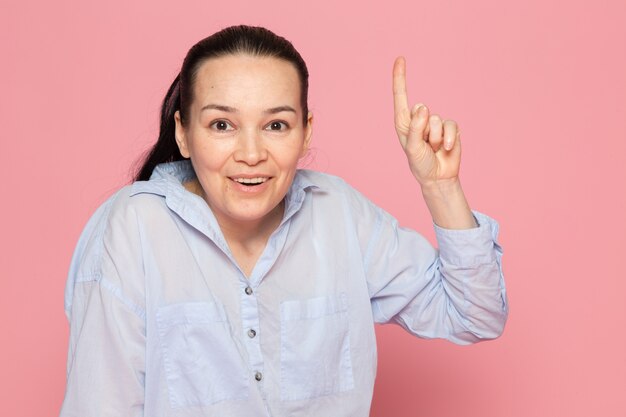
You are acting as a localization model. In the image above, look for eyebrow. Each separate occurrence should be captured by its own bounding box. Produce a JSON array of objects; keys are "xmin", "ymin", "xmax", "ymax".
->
[
  {"xmin": 201, "ymin": 104, "xmax": 237, "ymax": 113},
  {"xmin": 264, "ymin": 105, "xmax": 297, "ymax": 115},
  {"xmin": 200, "ymin": 104, "xmax": 297, "ymax": 114}
]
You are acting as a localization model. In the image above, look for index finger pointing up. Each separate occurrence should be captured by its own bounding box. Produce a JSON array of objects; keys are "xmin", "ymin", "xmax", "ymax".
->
[{"xmin": 393, "ymin": 56, "xmax": 410, "ymax": 117}]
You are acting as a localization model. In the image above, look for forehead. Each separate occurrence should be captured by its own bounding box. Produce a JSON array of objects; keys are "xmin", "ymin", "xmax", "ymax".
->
[{"xmin": 191, "ymin": 54, "xmax": 301, "ymax": 109}]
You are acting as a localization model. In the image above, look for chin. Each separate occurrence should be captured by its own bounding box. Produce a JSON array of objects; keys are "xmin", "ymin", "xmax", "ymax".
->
[{"xmin": 227, "ymin": 203, "xmax": 281, "ymax": 223}]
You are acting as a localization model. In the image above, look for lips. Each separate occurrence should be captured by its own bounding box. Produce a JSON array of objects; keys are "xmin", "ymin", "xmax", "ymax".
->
[
  {"xmin": 231, "ymin": 177, "xmax": 269, "ymax": 186},
  {"xmin": 229, "ymin": 175, "xmax": 272, "ymax": 188}
]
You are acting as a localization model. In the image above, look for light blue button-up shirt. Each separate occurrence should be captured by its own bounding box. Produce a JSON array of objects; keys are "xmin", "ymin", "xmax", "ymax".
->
[{"xmin": 60, "ymin": 160, "xmax": 508, "ymax": 417}]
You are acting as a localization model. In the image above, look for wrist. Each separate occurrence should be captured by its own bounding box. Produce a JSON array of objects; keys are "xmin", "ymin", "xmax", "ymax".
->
[
  {"xmin": 420, "ymin": 177, "xmax": 463, "ymax": 199},
  {"xmin": 420, "ymin": 178, "xmax": 476, "ymax": 229}
]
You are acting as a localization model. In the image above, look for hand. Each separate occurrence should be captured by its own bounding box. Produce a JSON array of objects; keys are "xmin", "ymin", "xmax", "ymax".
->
[{"xmin": 393, "ymin": 56, "xmax": 462, "ymax": 188}]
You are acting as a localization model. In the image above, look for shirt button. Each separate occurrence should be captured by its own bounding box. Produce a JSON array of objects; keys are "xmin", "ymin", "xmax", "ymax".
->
[
  {"xmin": 254, "ymin": 372, "xmax": 263, "ymax": 381},
  {"xmin": 245, "ymin": 286, "xmax": 253, "ymax": 295},
  {"xmin": 247, "ymin": 329, "xmax": 257, "ymax": 338}
]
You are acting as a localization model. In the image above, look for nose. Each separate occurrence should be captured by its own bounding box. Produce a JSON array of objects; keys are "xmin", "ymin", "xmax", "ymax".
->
[{"xmin": 233, "ymin": 128, "xmax": 268, "ymax": 165}]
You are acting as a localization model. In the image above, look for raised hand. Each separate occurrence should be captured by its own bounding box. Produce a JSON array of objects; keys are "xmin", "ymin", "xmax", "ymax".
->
[
  {"xmin": 392, "ymin": 56, "xmax": 462, "ymax": 188},
  {"xmin": 392, "ymin": 56, "xmax": 476, "ymax": 229}
]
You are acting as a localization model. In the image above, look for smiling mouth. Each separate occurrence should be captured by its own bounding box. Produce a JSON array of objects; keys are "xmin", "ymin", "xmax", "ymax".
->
[{"xmin": 231, "ymin": 177, "xmax": 270, "ymax": 186}]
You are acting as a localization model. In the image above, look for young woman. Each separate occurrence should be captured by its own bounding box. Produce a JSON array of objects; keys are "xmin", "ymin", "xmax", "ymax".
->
[{"xmin": 60, "ymin": 25, "xmax": 507, "ymax": 417}]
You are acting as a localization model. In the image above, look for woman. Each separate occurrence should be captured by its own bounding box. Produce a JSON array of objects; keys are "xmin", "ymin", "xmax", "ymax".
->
[{"xmin": 60, "ymin": 25, "xmax": 507, "ymax": 416}]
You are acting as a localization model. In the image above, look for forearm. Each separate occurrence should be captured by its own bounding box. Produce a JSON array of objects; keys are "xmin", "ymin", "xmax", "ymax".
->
[{"xmin": 421, "ymin": 178, "xmax": 476, "ymax": 229}]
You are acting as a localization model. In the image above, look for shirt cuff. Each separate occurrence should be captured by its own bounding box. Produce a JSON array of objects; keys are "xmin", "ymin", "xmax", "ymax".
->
[{"xmin": 433, "ymin": 210, "xmax": 501, "ymax": 266}]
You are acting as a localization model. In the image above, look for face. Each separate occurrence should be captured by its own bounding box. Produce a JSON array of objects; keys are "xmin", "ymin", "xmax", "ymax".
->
[{"xmin": 175, "ymin": 54, "xmax": 313, "ymax": 232}]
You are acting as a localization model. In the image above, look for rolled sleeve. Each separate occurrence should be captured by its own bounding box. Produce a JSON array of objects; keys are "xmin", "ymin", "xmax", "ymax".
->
[{"xmin": 434, "ymin": 211, "xmax": 501, "ymax": 266}]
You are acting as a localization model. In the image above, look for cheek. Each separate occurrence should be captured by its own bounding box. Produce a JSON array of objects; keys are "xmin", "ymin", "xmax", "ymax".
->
[
  {"xmin": 275, "ymin": 152, "xmax": 302, "ymax": 172},
  {"xmin": 190, "ymin": 141, "xmax": 229, "ymax": 170},
  {"xmin": 274, "ymin": 137, "xmax": 308, "ymax": 165}
]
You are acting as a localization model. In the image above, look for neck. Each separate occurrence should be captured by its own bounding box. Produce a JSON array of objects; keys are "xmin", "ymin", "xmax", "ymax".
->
[
  {"xmin": 217, "ymin": 200, "xmax": 285, "ymax": 247},
  {"xmin": 215, "ymin": 201, "xmax": 285, "ymax": 278},
  {"xmin": 182, "ymin": 177, "xmax": 284, "ymax": 251}
]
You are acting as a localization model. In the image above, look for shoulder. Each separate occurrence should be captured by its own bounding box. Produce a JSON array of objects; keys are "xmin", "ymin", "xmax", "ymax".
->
[
  {"xmin": 297, "ymin": 169, "xmax": 366, "ymax": 199},
  {"xmin": 296, "ymin": 169, "xmax": 384, "ymax": 219},
  {"xmin": 296, "ymin": 169, "xmax": 347, "ymax": 189},
  {"xmin": 67, "ymin": 182, "xmax": 168, "ymax": 280},
  {"xmin": 81, "ymin": 183, "xmax": 163, "ymax": 235},
  {"xmin": 65, "ymin": 184, "xmax": 160, "ymax": 313}
]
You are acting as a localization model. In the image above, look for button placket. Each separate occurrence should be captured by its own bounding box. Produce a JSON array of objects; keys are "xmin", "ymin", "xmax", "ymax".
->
[{"xmin": 240, "ymin": 280, "xmax": 265, "ymax": 389}]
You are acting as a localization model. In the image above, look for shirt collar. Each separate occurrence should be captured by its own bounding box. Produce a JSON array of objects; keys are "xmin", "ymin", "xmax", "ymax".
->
[{"xmin": 129, "ymin": 160, "xmax": 320, "ymax": 247}]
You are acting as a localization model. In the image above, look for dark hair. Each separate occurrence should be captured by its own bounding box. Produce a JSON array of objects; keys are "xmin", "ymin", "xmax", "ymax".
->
[{"xmin": 134, "ymin": 25, "xmax": 309, "ymax": 181}]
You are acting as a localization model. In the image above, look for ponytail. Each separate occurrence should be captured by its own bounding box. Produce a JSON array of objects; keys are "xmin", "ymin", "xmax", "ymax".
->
[{"xmin": 134, "ymin": 74, "xmax": 185, "ymax": 181}]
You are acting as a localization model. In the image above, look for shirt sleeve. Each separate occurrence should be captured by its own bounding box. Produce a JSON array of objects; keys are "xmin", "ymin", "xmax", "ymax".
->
[
  {"xmin": 60, "ymin": 190, "xmax": 146, "ymax": 417},
  {"xmin": 364, "ymin": 205, "xmax": 508, "ymax": 345}
]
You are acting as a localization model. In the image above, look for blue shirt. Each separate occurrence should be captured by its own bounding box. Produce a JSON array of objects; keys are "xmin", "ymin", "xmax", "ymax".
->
[{"xmin": 60, "ymin": 160, "xmax": 508, "ymax": 417}]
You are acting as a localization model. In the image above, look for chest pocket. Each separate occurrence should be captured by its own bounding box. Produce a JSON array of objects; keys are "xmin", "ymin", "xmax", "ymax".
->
[
  {"xmin": 279, "ymin": 293, "xmax": 355, "ymax": 401},
  {"xmin": 156, "ymin": 302, "xmax": 249, "ymax": 408}
]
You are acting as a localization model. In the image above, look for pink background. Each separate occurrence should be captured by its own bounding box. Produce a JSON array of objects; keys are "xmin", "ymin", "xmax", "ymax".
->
[{"xmin": 2, "ymin": 0, "xmax": 625, "ymax": 416}]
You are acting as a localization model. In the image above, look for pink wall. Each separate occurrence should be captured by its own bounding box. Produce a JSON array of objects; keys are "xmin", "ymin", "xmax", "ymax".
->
[{"xmin": 2, "ymin": 0, "xmax": 625, "ymax": 416}]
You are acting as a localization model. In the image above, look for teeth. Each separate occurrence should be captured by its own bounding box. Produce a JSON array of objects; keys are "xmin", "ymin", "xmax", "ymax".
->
[{"xmin": 233, "ymin": 177, "xmax": 268, "ymax": 184}]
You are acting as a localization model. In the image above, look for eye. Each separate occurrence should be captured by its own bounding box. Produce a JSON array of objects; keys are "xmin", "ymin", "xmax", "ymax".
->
[
  {"xmin": 210, "ymin": 120, "xmax": 234, "ymax": 131},
  {"xmin": 265, "ymin": 121, "xmax": 289, "ymax": 131}
]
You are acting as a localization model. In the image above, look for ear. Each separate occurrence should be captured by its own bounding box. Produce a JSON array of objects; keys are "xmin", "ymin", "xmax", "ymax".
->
[
  {"xmin": 174, "ymin": 111, "xmax": 190, "ymax": 159},
  {"xmin": 300, "ymin": 111, "xmax": 314, "ymax": 158}
]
